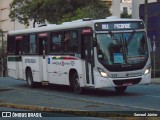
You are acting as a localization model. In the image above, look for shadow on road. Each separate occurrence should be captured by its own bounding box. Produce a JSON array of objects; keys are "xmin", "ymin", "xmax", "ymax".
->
[{"xmin": 15, "ymin": 83, "xmax": 142, "ymax": 97}]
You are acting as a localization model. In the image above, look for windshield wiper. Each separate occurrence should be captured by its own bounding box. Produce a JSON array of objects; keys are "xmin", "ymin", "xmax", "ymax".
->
[
  {"xmin": 108, "ymin": 31, "xmax": 119, "ymax": 42},
  {"xmin": 127, "ymin": 30, "xmax": 136, "ymax": 44}
]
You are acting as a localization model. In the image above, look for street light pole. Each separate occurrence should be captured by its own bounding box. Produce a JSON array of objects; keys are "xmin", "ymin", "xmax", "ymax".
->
[{"xmin": 145, "ymin": 0, "xmax": 148, "ymax": 31}]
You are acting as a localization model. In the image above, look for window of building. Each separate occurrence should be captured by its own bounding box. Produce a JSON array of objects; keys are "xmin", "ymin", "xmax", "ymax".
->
[{"xmin": 123, "ymin": 7, "xmax": 128, "ymax": 13}]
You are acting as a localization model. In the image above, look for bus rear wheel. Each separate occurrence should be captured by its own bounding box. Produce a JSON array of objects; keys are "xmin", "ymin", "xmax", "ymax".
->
[
  {"xmin": 26, "ymin": 69, "xmax": 36, "ymax": 88},
  {"xmin": 115, "ymin": 86, "xmax": 127, "ymax": 94},
  {"xmin": 72, "ymin": 73, "xmax": 83, "ymax": 94}
]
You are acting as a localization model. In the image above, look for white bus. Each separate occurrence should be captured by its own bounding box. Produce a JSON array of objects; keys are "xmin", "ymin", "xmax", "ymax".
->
[{"xmin": 7, "ymin": 17, "xmax": 151, "ymax": 94}]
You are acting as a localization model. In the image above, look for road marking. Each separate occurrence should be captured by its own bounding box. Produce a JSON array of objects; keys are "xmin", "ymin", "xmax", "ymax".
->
[{"xmin": 144, "ymin": 95, "xmax": 160, "ymax": 98}]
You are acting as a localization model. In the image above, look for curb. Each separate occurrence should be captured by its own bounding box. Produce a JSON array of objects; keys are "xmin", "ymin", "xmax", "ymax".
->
[
  {"xmin": 0, "ymin": 102, "xmax": 132, "ymax": 118},
  {"xmin": 151, "ymin": 78, "xmax": 160, "ymax": 84}
]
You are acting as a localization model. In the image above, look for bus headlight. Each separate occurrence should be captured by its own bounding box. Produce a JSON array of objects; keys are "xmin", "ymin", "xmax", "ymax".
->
[
  {"xmin": 98, "ymin": 68, "xmax": 108, "ymax": 78},
  {"xmin": 144, "ymin": 67, "xmax": 151, "ymax": 75}
]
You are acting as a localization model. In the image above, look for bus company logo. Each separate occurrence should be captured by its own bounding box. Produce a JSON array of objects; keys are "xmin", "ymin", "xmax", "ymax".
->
[{"xmin": 2, "ymin": 112, "xmax": 11, "ymax": 117}]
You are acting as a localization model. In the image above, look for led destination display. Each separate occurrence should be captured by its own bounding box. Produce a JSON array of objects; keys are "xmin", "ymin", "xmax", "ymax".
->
[{"xmin": 95, "ymin": 21, "xmax": 145, "ymax": 31}]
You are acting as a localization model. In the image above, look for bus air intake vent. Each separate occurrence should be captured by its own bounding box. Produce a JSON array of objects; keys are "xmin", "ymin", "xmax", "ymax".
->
[{"xmin": 113, "ymin": 78, "xmax": 142, "ymax": 86}]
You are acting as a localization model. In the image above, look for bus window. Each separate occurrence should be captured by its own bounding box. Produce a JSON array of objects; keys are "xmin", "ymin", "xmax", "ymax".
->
[
  {"xmin": 8, "ymin": 36, "xmax": 15, "ymax": 54},
  {"xmin": 63, "ymin": 31, "xmax": 78, "ymax": 53},
  {"xmin": 23, "ymin": 34, "xmax": 37, "ymax": 54},
  {"xmin": 29, "ymin": 35, "xmax": 37, "ymax": 54},
  {"xmin": 15, "ymin": 36, "xmax": 23, "ymax": 55},
  {"xmin": 50, "ymin": 32, "xmax": 62, "ymax": 53},
  {"xmin": 23, "ymin": 35, "xmax": 29, "ymax": 54}
]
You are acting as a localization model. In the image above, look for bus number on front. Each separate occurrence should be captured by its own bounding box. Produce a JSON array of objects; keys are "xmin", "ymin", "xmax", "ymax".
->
[
  {"xmin": 111, "ymin": 74, "xmax": 118, "ymax": 78},
  {"xmin": 102, "ymin": 24, "xmax": 109, "ymax": 30}
]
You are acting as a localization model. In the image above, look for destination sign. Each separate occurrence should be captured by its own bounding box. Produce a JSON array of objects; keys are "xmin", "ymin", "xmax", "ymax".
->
[{"xmin": 95, "ymin": 21, "xmax": 145, "ymax": 31}]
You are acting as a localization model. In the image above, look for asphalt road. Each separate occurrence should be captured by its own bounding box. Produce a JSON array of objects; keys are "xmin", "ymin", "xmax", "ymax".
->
[{"xmin": 0, "ymin": 77, "xmax": 160, "ymax": 119}]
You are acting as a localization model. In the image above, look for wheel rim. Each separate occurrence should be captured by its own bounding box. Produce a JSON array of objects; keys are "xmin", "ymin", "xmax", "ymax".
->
[
  {"xmin": 28, "ymin": 75, "xmax": 31, "ymax": 86},
  {"xmin": 27, "ymin": 71, "xmax": 32, "ymax": 87}
]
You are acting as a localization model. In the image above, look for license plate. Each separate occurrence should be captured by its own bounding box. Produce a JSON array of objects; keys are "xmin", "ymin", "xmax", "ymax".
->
[{"xmin": 123, "ymin": 83, "xmax": 133, "ymax": 86}]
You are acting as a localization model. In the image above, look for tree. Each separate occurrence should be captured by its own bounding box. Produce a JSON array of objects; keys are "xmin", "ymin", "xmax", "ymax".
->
[
  {"xmin": 9, "ymin": 0, "xmax": 110, "ymax": 27},
  {"xmin": 9, "ymin": 0, "xmax": 46, "ymax": 27},
  {"xmin": 59, "ymin": 5, "xmax": 110, "ymax": 23},
  {"xmin": 121, "ymin": 11, "xmax": 131, "ymax": 18},
  {"xmin": 0, "ymin": 29, "xmax": 7, "ymax": 57}
]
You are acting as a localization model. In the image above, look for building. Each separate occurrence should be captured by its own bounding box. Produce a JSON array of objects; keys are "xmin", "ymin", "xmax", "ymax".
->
[
  {"xmin": 138, "ymin": 0, "xmax": 160, "ymax": 77},
  {"xmin": 102, "ymin": 0, "xmax": 132, "ymax": 17},
  {"xmin": 132, "ymin": 0, "xmax": 157, "ymax": 19},
  {"xmin": 0, "ymin": 0, "xmax": 36, "ymax": 33},
  {"xmin": 0, "ymin": 0, "xmax": 14, "ymax": 32},
  {"xmin": 120, "ymin": 0, "xmax": 132, "ymax": 15}
]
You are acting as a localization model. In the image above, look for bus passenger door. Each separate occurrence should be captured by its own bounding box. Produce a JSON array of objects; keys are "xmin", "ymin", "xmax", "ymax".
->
[
  {"xmin": 81, "ymin": 34, "xmax": 94, "ymax": 86},
  {"xmin": 15, "ymin": 36, "xmax": 23, "ymax": 79},
  {"xmin": 38, "ymin": 33, "xmax": 48, "ymax": 83}
]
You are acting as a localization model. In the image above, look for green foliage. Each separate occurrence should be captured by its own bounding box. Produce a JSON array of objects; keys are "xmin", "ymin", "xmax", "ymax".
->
[
  {"xmin": 0, "ymin": 29, "xmax": 7, "ymax": 56},
  {"xmin": 57, "ymin": 4, "xmax": 110, "ymax": 24},
  {"xmin": 9, "ymin": 0, "xmax": 111, "ymax": 27},
  {"xmin": 121, "ymin": 11, "xmax": 131, "ymax": 18},
  {"xmin": 9, "ymin": 0, "xmax": 46, "ymax": 27}
]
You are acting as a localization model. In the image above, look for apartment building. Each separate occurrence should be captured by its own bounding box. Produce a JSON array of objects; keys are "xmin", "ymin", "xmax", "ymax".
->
[
  {"xmin": 0, "ymin": 0, "xmax": 14, "ymax": 32},
  {"xmin": 0, "ymin": 0, "xmax": 31, "ymax": 33}
]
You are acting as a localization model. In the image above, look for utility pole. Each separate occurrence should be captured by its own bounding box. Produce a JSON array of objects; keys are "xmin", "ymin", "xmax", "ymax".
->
[
  {"xmin": 0, "ymin": 29, "xmax": 4, "ymax": 77},
  {"xmin": 145, "ymin": 0, "xmax": 148, "ymax": 30},
  {"xmin": 153, "ymin": 36, "xmax": 156, "ymax": 78}
]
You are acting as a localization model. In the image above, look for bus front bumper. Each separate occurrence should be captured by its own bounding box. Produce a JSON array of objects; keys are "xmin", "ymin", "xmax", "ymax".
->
[{"xmin": 94, "ymin": 72, "xmax": 151, "ymax": 88}]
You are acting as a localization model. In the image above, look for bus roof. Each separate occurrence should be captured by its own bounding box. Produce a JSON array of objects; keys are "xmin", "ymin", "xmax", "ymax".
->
[{"xmin": 8, "ymin": 17, "xmax": 143, "ymax": 35}]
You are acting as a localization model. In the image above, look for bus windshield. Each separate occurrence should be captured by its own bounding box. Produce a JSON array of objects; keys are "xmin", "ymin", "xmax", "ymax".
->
[{"xmin": 96, "ymin": 31, "xmax": 148, "ymax": 66}]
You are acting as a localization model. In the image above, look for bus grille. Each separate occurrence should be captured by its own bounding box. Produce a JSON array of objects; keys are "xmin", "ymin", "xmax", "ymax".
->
[{"xmin": 113, "ymin": 78, "xmax": 142, "ymax": 86}]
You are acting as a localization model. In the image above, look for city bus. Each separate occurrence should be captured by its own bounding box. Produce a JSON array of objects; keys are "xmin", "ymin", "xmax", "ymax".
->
[{"xmin": 7, "ymin": 17, "xmax": 151, "ymax": 94}]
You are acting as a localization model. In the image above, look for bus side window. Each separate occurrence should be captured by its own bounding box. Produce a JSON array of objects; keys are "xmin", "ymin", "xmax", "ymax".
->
[
  {"xmin": 23, "ymin": 35, "xmax": 29, "ymax": 54},
  {"xmin": 50, "ymin": 32, "xmax": 62, "ymax": 53},
  {"xmin": 64, "ymin": 31, "xmax": 78, "ymax": 53},
  {"xmin": 29, "ymin": 34, "xmax": 37, "ymax": 54},
  {"xmin": 8, "ymin": 36, "xmax": 16, "ymax": 54},
  {"xmin": 15, "ymin": 36, "xmax": 23, "ymax": 55}
]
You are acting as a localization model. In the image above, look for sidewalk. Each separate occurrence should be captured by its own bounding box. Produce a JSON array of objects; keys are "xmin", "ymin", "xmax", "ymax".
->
[{"xmin": 151, "ymin": 78, "xmax": 160, "ymax": 84}]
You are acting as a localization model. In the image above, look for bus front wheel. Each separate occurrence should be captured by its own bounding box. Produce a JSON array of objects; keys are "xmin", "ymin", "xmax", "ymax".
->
[
  {"xmin": 115, "ymin": 86, "xmax": 127, "ymax": 94},
  {"xmin": 72, "ymin": 73, "xmax": 83, "ymax": 94}
]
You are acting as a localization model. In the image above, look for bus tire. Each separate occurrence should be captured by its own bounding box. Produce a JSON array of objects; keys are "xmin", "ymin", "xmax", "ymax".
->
[
  {"xmin": 115, "ymin": 86, "xmax": 127, "ymax": 94},
  {"xmin": 26, "ymin": 69, "xmax": 36, "ymax": 88},
  {"xmin": 72, "ymin": 72, "xmax": 83, "ymax": 94}
]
